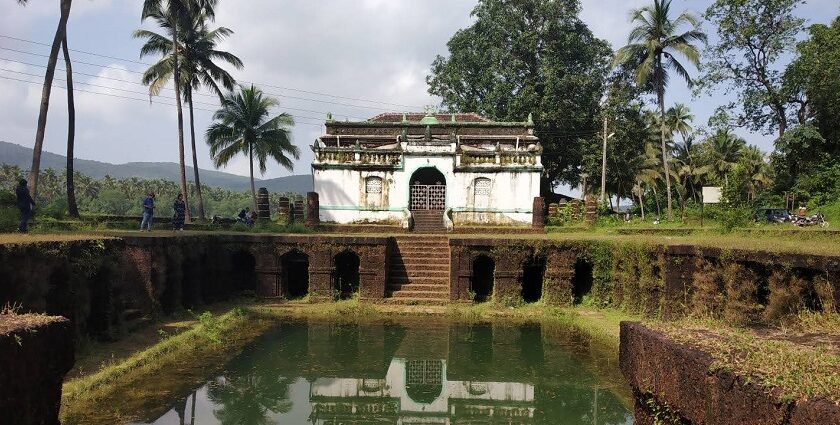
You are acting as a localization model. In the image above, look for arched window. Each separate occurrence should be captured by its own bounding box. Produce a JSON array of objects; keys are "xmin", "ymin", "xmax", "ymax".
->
[
  {"xmin": 473, "ymin": 177, "xmax": 491, "ymax": 208},
  {"xmin": 365, "ymin": 176, "xmax": 384, "ymax": 207}
]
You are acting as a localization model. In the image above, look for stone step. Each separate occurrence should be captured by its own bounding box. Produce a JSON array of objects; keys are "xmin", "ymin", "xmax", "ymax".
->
[
  {"xmin": 389, "ymin": 290, "xmax": 449, "ymax": 299},
  {"xmin": 394, "ymin": 247, "xmax": 450, "ymax": 253},
  {"xmin": 390, "ymin": 276, "xmax": 449, "ymax": 285},
  {"xmin": 413, "ymin": 229, "xmax": 446, "ymax": 234},
  {"xmin": 396, "ymin": 258, "xmax": 451, "ymax": 266},
  {"xmin": 390, "ymin": 264, "xmax": 450, "ymax": 272},
  {"xmin": 389, "ymin": 270, "xmax": 450, "ymax": 278},
  {"xmin": 387, "ymin": 283, "xmax": 449, "ymax": 291},
  {"xmin": 385, "ymin": 297, "xmax": 450, "ymax": 306}
]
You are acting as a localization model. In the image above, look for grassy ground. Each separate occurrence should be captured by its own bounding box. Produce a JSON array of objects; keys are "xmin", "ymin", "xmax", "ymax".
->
[
  {"xmin": 2, "ymin": 226, "xmax": 839, "ymax": 256},
  {"xmin": 61, "ymin": 306, "xmax": 277, "ymax": 425},
  {"xmin": 69, "ymin": 300, "xmax": 249, "ymax": 380},
  {"xmin": 652, "ymin": 313, "xmax": 840, "ymax": 404}
]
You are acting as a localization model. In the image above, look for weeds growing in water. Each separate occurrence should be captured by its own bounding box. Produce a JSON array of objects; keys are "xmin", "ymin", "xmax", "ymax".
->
[{"xmin": 1, "ymin": 301, "xmax": 23, "ymax": 315}]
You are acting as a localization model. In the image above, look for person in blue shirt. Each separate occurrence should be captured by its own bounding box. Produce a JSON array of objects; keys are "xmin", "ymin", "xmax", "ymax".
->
[
  {"xmin": 140, "ymin": 192, "xmax": 155, "ymax": 232},
  {"xmin": 172, "ymin": 193, "xmax": 186, "ymax": 231},
  {"xmin": 15, "ymin": 179, "xmax": 35, "ymax": 233}
]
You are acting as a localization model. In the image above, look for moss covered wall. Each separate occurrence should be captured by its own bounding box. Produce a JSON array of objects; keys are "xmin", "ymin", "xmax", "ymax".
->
[
  {"xmin": 0, "ymin": 314, "xmax": 74, "ymax": 425},
  {"xmin": 449, "ymin": 238, "xmax": 840, "ymax": 325}
]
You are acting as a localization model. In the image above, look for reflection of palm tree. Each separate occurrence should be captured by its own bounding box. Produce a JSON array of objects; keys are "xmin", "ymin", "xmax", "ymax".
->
[{"xmin": 207, "ymin": 374, "xmax": 294, "ymax": 425}]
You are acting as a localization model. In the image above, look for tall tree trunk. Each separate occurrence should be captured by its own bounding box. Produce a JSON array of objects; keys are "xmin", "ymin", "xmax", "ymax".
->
[
  {"xmin": 62, "ymin": 34, "xmax": 78, "ymax": 218},
  {"xmin": 638, "ymin": 187, "xmax": 645, "ymax": 220},
  {"xmin": 652, "ymin": 184, "xmax": 662, "ymax": 218},
  {"xmin": 658, "ymin": 69, "xmax": 673, "ymax": 221},
  {"xmin": 249, "ymin": 143, "xmax": 257, "ymax": 212},
  {"xmin": 187, "ymin": 91, "xmax": 205, "ymax": 220},
  {"xmin": 28, "ymin": 0, "xmax": 72, "ymax": 199},
  {"xmin": 170, "ymin": 7, "xmax": 190, "ymax": 222}
]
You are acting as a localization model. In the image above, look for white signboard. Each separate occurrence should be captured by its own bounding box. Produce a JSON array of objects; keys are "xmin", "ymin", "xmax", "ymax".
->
[{"xmin": 702, "ymin": 186, "xmax": 722, "ymax": 204}]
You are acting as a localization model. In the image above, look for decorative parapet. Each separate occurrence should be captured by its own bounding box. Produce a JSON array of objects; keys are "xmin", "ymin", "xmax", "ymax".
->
[
  {"xmin": 456, "ymin": 151, "xmax": 542, "ymax": 171},
  {"xmin": 313, "ymin": 148, "xmax": 403, "ymax": 169}
]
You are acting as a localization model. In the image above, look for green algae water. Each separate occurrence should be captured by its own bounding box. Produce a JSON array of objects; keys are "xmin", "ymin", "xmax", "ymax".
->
[{"xmin": 143, "ymin": 319, "xmax": 632, "ymax": 424}]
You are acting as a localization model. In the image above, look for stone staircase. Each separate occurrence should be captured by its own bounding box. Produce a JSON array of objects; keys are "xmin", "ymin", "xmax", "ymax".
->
[
  {"xmin": 411, "ymin": 210, "xmax": 446, "ymax": 233},
  {"xmin": 387, "ymin": 235, "xmax": 450, "ymax": 305}
]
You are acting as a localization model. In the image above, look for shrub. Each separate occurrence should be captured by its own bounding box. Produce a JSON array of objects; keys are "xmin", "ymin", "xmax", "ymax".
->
[
  {"xmin": 691, "ymin": 258, "xmax": 725, "ymax": 318},
  {"xmin": 723, "ymin": 263, "xmax": 762, "ymax": 325},
  {"xmin": 763, "ymin": 270, "xmax": 806, "ymax": 323}
]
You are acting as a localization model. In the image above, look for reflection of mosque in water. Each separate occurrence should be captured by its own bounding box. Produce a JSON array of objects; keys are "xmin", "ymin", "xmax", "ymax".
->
[
  {"xmin": 151, "ymin": 320, "xmax": 631, "ymax": 425},
  {"xmin": 310, "ymin": 358, "xmax": 535, "ymax": 424},
  {"xmin": 276, "ymin": 321, "xmax": 627, "ymax": 425}
]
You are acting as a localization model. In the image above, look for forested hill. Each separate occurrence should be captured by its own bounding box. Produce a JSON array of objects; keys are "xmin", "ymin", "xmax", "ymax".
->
[{"xmin": 0, "ymin": 141, "xmax": 312, "ymax": 193}]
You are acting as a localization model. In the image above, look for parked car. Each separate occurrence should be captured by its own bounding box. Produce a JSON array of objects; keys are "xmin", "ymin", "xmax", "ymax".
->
[{"xmin": 755, "ymin": 208, "xmax": 793, "ymax": 223}]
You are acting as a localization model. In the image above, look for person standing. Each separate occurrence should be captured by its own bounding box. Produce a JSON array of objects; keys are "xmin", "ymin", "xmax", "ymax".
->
[
  {"xmin": 172, "ymin": 193, "xmax": 186, "ymax": 231},
  {"xmin": 15, "ymin": 179, "xmax": 35, "ymax": 233},
  {"xmin": 140, "ymin": 192, "xmax": 155, "ymax": 232}
]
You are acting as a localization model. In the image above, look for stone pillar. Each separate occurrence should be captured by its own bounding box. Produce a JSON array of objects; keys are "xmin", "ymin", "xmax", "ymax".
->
[
  {"xmin": 292, "ymin": 201, "xmax": 304, "ymax": 224},
  {"xmin": 661, "ymin": 246, "xmax": 696, "ymax": 320},
  {"xmin": 256, "ymin": 188, "xmax": 271, "ymax": 220},
  {"xmin": 451, "ymin": 246, "xmax": 473, "ymax": 301},
  {"xmin": 493, "ymin": 248, "xmax": 528, "ymax": 304},
  {"xmin": 253, "ymin": 247, "xmax": 280, "ymax": 298},
  {"xmin": 358, "ymin": 245, "xmax": 387, "ymax": 300},
  {"xmin": 543, "ymin": 249, "xmax": 576, "ymax": 306},
  {"xmin": 585, "ymin": 195, "xmax": 598, "ymax": 225},
  {"xmin": 308, "ymin": 248, "xmax": 334, "ymax": 301},
  {"xmin": 306, "ymin": 192, "xmax": 320, "ymax": 228},
  {"xmin": 532, "ymin": 197, "xmax": 546, "ymax": 229},
  {"xmin": 278, "ymin": 197, "xmax": 291, "ymax": 224}
]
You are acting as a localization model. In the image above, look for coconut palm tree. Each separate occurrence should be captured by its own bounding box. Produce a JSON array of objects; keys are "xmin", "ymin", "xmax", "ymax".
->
[
  {"xmin": 135, "ymin": 10, "xmax": 242, "ymax": 220},
  {"xmin": 140, "ymin": 0, "xmax": 219, "ymax": 222},
  {"xmin": 666, "ymin": 103, "xmax": 694, "ymax": 143},
  {"xmin": 673, "ymin": 136, "xmax": 710, "ymax": 204},
  {"xmin": 61, "ymin": 36, "xmax": 79, "ymax": 218},
  {"xmin": 637, "ymin": 143, "xmax": 665, "ymax": 218},
  {"xmin": 702, "ymin": 129, "xmax": 746, "ymax": 185},
  {"xmin": 18, "ymin": 0, "xmax": 77, "ymax": 215},
  {"xmin": 206, "ymin": 85, "xmax": 298, "ymax": 211},
  {"xmin": 740, "ymin": 145, "xmax": 772, "ymax": 201},
  {"xmin": 614, "ymin": 0, "xmax": 706, "ymax": 221}
]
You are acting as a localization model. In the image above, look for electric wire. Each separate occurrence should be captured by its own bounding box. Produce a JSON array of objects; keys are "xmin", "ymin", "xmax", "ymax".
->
[{"xmin": 0, "ymin": 33, "xmax": 427, "ymax": 110}]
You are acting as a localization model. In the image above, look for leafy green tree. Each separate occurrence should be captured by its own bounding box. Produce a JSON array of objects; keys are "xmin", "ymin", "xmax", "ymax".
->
[
  {"xmin": 135, "ymin": 7, "xmax": 242, "ymax": 220},
  {"xmin": 206, "ymin": 85, "xmax": 299, "ymax": 210},
  {"xmin": 786, "ymin": 15, "xmax": 840, "ymax": 150},
  {"xmin": 613, "ymin": 0, "xmax": 706, "ymax": 220},
  {"xmin": 702, "ymin": 0, "xmax": 807, "ymax": 138},
  {"xmin": 584, "ymin": 73, "xmax": 648, "ymax": 208},
  {"xmin": 426, "ymin": 0, "xmax": 611, "ymax": 192}
]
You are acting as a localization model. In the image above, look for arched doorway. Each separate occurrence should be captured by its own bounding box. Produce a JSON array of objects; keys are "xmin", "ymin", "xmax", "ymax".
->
[
  {"xmin": 333, "ymin": 251, "xmax": 360, "ymax": 300},
  {"xmin": 471, "ymin": 255, "xmax": 494, "ymax": 303},
  {"xmin": 521, "ymin": 255, "xmax": 546, "ymax": 303},
  {"xmin": 409, "ymin": 167, "xmax": 446, "ymax": 211},
  {"xmin": 281, "ymin": 250, "xmax": 309, "ymax": 299}
]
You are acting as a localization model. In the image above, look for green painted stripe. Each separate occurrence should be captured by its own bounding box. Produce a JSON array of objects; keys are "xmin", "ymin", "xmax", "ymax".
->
[
  {"xmin": 321, "ymin": 205, "xmax": 405, "ymax": 212},
  {"xmin": 451, "ymin": 208, "xmax": 532, "ymax": 214}
]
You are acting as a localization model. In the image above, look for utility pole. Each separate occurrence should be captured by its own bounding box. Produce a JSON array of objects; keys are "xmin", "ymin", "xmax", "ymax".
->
[{"xmin": 600, "ymin": 116, "xmax": 608, "ymax": 203}]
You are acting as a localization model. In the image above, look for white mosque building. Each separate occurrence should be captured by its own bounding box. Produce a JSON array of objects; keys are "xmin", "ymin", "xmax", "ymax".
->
[{"xmin": 311, "ymin": 112, "xmax": 543, "ymax": 230}]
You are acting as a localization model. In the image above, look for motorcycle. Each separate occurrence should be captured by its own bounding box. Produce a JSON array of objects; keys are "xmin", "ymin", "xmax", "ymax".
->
[{"xmin": 792, "ymin": 213, "xmax": 829, "ymax": 228}]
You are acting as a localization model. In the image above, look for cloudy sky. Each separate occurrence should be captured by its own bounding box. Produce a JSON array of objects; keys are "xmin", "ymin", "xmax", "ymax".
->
[{"xmin": 0, "ymin": 0, "xmax": 837, "ymax": 180}]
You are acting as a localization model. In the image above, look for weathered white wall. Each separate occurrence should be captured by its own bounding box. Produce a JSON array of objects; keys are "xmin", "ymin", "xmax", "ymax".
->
[{"xmin": 314, "ymin": 154, "xmax": 540, "ymax": 225}]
